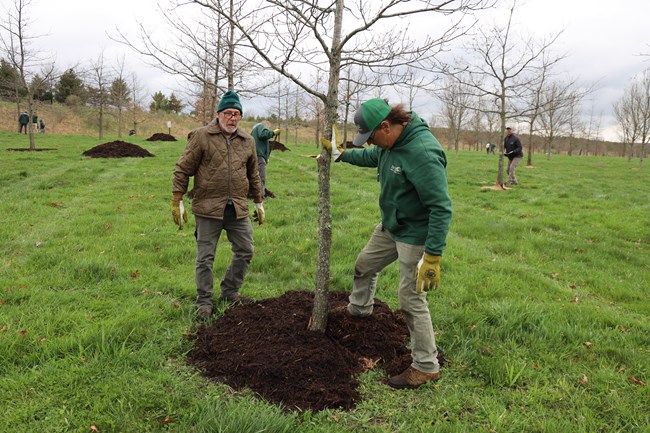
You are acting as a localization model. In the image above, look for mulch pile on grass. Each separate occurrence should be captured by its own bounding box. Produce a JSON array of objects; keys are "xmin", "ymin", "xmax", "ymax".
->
[
  {"xmin": 82, "ymin": 141, "xmax": 154, "ymax": 158},
  {"xmin": 187, "ymin": 290, "xmax": 444, "ymax": 412},
  {"xmin": 146, "ymin": 133, "xmax": 177, "ymax": 141}
]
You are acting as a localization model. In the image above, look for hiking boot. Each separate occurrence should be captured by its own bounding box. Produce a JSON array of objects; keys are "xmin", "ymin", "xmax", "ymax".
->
[
  {"xmin": 332, "ymin": 305, "xmax": 371, "ymax": 318},
  {"xmin": 388, "ymin": 366, "xmax": 440, "ymax": 389},
  {"xmin": 219, "ymin": 294, "xmax": 254, "ymax": 305},
  {"xmin": 196, "ymin": 305, "xmax": 213, "ymax": 322}
]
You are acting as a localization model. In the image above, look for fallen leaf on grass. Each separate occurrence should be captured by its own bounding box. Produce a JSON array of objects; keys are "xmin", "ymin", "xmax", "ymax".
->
[
  {"xmin": 572, "ymin": 296, "xmax": 579, "ymax": 304},
  {"xmin": 90, "ymin": 423, "xmax": 99, "ymax": 432},
  {"xmin": 583, "ymin": 341, "xmax": 593, "ymax": 348},
  {"xmin": 158, "ymin": 417, "xmax": 174, "ymax": 424},
  {"xmin": 19, "ymin": 329, "xmax": 27, "ymax": 336},
  {"xmin": 628, "ymin": 376, "xmax": 645, "ymax": 386},
  {"xmin": 579, "ymin": 374, "xmax": 588, "ymax": 385}
]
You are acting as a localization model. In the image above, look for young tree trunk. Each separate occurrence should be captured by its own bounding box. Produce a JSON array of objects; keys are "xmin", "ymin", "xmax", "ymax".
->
[{"xmin": 308, "ymin": 0, "xmax": 343, "ymax": 332}]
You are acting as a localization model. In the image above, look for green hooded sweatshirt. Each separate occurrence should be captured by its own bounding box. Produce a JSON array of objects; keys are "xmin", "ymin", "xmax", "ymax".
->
[
  {"xmin": 339, "ymin": 112, "xmax": 452, "ymax": 255},
  {"xmin": 251, "ymin": 123, "xmax": 275, "ymax": 163}
]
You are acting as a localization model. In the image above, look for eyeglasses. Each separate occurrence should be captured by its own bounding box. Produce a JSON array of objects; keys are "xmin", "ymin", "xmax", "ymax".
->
[
  {"xmin": 368, "ymin": 127, "xmax": 378, "ymax": 142},
  {"xmin": 220, "ymin": 111, "xmax": 241, "ymax": 119}
]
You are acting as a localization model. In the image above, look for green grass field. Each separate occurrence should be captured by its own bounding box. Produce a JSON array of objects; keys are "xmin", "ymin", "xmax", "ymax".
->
[{"xmin": 1, "ymin": 131, "xmax": 648, "ymax": 433}]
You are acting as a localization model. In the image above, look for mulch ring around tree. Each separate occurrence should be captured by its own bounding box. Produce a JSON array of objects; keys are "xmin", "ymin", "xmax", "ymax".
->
[
  {"xmin": 146, "ymin": 132, "xmax": 177, "ymax": 141},
  {"xmin": 82, "ymin": 141, "xmax": 155, "ymax": 158},
  {"xmin": 186, "ymin": 290, "xmax": 445, "ymax": 412}
]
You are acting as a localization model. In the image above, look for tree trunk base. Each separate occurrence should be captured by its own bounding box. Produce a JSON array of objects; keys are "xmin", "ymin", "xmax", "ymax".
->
[{"xmin": 481, "ymin": 183, "xmax": 510, "ymax": 191}]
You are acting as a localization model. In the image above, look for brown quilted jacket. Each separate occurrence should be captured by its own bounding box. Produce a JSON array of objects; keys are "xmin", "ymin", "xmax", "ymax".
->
[{"xmin": 172, "ymin": 121, "xmax": 262, "ymax": 220}]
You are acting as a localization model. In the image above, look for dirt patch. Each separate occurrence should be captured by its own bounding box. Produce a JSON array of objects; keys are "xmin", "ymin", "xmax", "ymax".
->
[
  {"xmin": 82, "ymin": 141, "xmax": 155, "ymax": 158},
  {"xmin": 187, "ymin": 290, "xmax": 445, "ymax": 412},
  {"xmin": 146, "ymin": 133, "xmax": 177, "ymax": 142}
]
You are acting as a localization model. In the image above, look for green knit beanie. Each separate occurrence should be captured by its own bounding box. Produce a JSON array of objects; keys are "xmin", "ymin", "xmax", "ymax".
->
[{"xmin": 217, "ymin": 90, "xmax": 243, "ymax": 114}]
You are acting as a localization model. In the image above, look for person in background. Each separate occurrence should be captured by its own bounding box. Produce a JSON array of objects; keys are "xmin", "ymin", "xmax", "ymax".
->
[
  {"xmin": 39, "ymin": 119, "xmax": 45, "ymax": 134},
  {"xmin": 171, "ymin": 90, "xmax": 265, "ymax": 321},
  {"xmin": 251, "ymin": 120, "xmax": 281, "ymax": 200},
  {"xmin": 32, "ymin": 112, "xmax": 39, "ymax": 133},
  {"xmin": 18, "ymin": 112, "xmax": 29, "ymax": 134},
  {"xmin": 503, "ymin": 127, "xmax": 524, "ymax": 185},
  {"xmin": 322, "ymin": 98, "xmax": 452, "ymax": 390}
]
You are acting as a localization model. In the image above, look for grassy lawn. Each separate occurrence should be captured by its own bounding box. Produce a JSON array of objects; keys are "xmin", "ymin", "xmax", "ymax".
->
[{"xmin": 0, "ymin": 131, "xmax": 648, "ymax": 432}]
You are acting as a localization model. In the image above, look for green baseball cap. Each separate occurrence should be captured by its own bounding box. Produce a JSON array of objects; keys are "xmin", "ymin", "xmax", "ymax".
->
[{"xmin": 352, "ymin": 98, "xmax": 391, "ymax": 146}]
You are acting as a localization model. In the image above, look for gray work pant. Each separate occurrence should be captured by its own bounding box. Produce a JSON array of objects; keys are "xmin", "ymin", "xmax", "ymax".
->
[
  {"xmin": 258, "ymin": 158, "xmax": 267, "ymax": 198},
  {"xmin": 507, "ymin": 156, "xmax": 523, "ymax": 184},
  {"xmin": 194, "ymin": 206, "xmax": 254, "ymax": 308},
  {"xmin": 348, "ymin": 224, "xmax": 440, "ymax": 374}
]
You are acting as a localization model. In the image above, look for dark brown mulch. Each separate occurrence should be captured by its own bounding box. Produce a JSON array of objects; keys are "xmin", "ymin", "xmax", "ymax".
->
[
  {"xmin": 82, "ymin": 141, "xmax": 155, "ymax": 158},
  {"xmin": 187, "ymin": 290, "xmax": 443, "ymax": 412},
  {"xmin": 146, "ymin": 133, "xmax": 177, "ymax": 141},
  {"xmin": 270, "ymin": 140, "xmax": 290, "ymax": 151}
]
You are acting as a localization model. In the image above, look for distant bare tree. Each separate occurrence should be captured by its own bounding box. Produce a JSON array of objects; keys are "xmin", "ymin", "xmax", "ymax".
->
[
  {"xmin": 111, "ymin": 56, "xmax": 131, "ymax": 138},
  {"xmin": 614, "ymin": 68, "xmax": 650, "ymax": 167},
  {"xmin": 189, "ymin": 0, "xmax": 491, "ymax": 332},
  {"xmin": 537, "ymin": 80, "xmax": 589, "ymax": 160},
  {"xmin": 113, "ymin": 0, "xmax": 272, "ymax": 124},
  {"xmin": 443, "ymin": 0, "xmax": 564, "ymax": 188},
  {"xmin": 438, "ymin": 76, "xmax": 471, "ymax": 156},
  {"xmin": 87, "ymin": 51, "xmax": 113, "ymax": 140},
  {"xmin": 339, "ymin": 66, "xmax": 376, "ymax": 145},
  {"xmin": 0, "ymin": 0, "xmax": 55, "ymax": 150},
  {"xmin": 581, "ymin": 101, "xmax": 602, "ymax": 156},
  {"xmin": 129, "ymin": 72, "xmax": 147, "ymax": 135}
]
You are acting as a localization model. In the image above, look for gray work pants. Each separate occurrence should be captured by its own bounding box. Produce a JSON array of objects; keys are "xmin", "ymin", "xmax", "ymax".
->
[
  {"xmin": 258, "ymin": 158, "xmax": 267, "ymax": 198},
  {"xmin": 507, "ymin": 156, "xmax": 523, "ymax": 184},
  {"xmin": 348, "ymin": 224, "xmax": 440, "ymax": 374},
  {"xmin": 194, "ymin": 206, "xmax": 254, "ymax": 308}
]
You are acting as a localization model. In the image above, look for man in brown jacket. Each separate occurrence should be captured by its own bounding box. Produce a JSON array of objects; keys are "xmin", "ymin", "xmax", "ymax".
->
[{"xmin": 171, "ymin": 90, "xmax": 265, "ymax": 321}]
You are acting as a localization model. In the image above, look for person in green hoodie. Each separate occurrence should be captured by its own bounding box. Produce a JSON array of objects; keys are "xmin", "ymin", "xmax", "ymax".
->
[
  {"xmin": 251, "ymin": 120, "xmax": 281, "ymax": 199},
  {"xmin": 322, "ymin": 98, "xmax": 452, "ymax": 390}
]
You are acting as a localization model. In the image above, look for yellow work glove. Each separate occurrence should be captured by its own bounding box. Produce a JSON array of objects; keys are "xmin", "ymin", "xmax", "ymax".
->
[
  {"xmin": 171, "ymin": 199, "xmax": 188, "ymax": 230},
  {"xmin": 273, "ymin": 129, "xmax": 282, "ymax": 137},
  {"xmin": 254, "ymin": 202, "xmax": 265, "ymax": 225},
  {"xmin": 415, "ymin": 253, "xmax": 441, "ymax": 293},
  {"xmin": 319, "ymin": 124, "xmax": 344, "ymax": 161}
]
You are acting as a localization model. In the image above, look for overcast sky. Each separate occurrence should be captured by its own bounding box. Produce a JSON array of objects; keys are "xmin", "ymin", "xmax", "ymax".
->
[{"xmin": 12, "ymin": 0, "xmax": 650, "ymax": 141}]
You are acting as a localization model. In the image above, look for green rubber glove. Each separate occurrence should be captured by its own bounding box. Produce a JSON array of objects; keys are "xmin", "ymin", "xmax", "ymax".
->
[
  {"xmin": 171, "ymin": 199, "xmax": 188, "ymax": 230},
  {"xmin": 319, "ymin": 124, "xmax": 344, "ymax": 161},
  {"xmin": 273, "ymin": 129, "xmax": 281, "ymax": 137},
  {"xmin": 254, "ymin": 202, "xmax": 265, "ymax": 225},
  {"xmin": 415, "ymin": 253, "xmax": 441, "ymax": 293}
]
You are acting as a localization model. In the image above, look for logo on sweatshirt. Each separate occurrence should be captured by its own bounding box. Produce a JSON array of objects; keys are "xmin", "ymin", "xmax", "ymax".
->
[{"xmin": 390, "ymin": 165, "xmax": 402, "ymax": 175}]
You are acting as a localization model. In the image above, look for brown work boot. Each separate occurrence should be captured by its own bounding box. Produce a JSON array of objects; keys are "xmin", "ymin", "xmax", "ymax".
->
[
  {"xmin": 219, "ymin": 293, "xmax": 254, "ymax": 305},
  {"xmin": 388, "ymin": 366, "xmax": 440, "ymax": 389},
  {"xmin": 332, "ymin": 305, "xmax": 371, "ymax": 318},
  {"xmin": 196, "ymin": 305, "xmax": 213, "ymax": 322}
]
